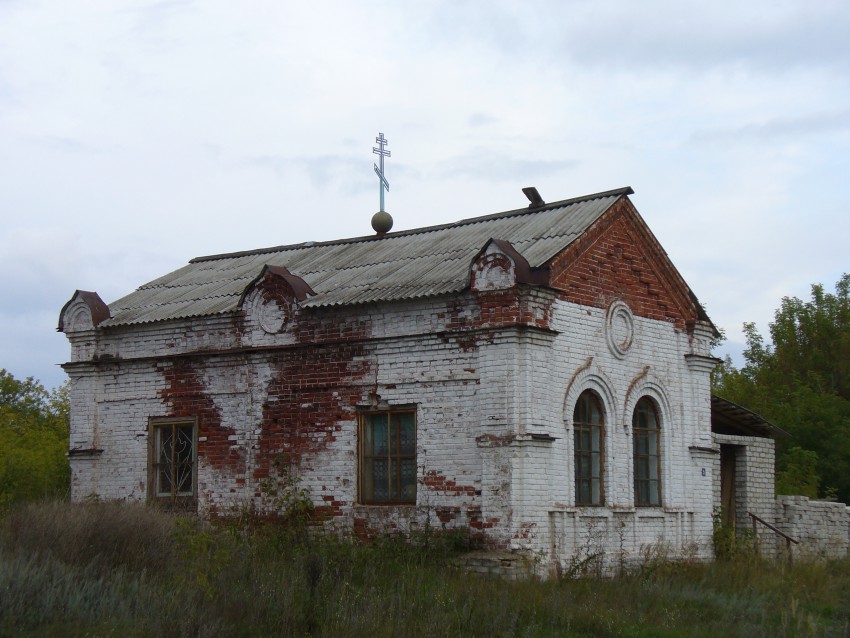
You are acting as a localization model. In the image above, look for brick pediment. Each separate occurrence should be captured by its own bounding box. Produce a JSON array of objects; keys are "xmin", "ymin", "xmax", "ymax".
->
[{"xmin": 548, "ymin": 198, "xmax": 710, "ymax": 332}]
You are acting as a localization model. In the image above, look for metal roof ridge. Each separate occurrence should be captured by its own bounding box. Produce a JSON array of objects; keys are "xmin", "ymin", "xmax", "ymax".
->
[
  {"xmin": 455, "ymin": 186, "xmax": 633, "ymax": 225},
  {"xmin": 190, "ymin": 186, "xmax": 634, "ymax": 264}
]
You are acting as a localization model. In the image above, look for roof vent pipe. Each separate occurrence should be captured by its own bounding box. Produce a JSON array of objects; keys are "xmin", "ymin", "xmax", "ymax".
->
[{"xmin": 522, "ymin": 186, "xmax": 545, "ymax": 208}]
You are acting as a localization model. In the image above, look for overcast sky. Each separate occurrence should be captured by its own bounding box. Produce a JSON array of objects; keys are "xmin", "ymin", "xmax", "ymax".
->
[{"xmin": 1, "ymin": 0, "xmax": 848, "ymax": 390}]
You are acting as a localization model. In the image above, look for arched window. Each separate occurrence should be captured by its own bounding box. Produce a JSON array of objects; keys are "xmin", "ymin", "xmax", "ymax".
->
[
  {"xmin": 574, "ymin": 390, "xmax": 605, "ymax": 506},
  {"xmin": 633, "ymin": 397, "xmax": 661, "ymax": 506}
]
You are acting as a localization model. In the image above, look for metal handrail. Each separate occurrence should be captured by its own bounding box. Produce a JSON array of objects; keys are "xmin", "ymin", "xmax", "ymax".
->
[{"xmin": 748, "ymin": 511, "xmax": 799, "ymax": 565}]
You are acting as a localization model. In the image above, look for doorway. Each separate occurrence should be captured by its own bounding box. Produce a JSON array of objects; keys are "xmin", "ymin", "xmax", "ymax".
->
[{"xmin": 719, "ymin": 444, "xmax": 739, "ymax": 528}]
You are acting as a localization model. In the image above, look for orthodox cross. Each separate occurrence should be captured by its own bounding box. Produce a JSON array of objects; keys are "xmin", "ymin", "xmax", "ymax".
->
[{"xmin": 373, "ymin": 132, "xmax": 390, "ymax": 212}]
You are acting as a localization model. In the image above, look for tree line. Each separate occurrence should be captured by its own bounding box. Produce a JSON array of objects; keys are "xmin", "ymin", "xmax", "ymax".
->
[
  {"xmin": 713, "ymin": 273, "xmax": 850, "ymax": 503},
  {"xmin": 0, "ymin": 370, "xmax": 70, "ymax": 508}
]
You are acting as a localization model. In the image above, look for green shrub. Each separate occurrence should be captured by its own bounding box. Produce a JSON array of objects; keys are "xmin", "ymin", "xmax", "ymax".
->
[{"xmin": 712, "ymin": 508, "xmax": 757, "ymax": 561}]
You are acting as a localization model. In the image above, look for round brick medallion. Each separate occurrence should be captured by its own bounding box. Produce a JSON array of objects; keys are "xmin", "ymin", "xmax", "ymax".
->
[
  {"xmin": 257, "ymin": 298, "xmax": 290, "ymax": 334},
  {"xmin": 606, "ymin": 301, "xmax": 634, "ymax": 358}
]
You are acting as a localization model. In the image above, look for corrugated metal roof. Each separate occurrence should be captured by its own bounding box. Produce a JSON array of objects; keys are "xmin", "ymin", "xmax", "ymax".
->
[
  {"xmin": 101, "ymin": 187, "xmax": 632, "ymax": 327},
  {"xmin": 711, "ymin": 395, "xmax": 789, "ymax": 438}
]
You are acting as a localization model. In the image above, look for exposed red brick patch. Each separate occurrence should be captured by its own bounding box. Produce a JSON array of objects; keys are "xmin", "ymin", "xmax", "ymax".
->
[
  {"xmin": 549, "ymin": 198, "xmax": 701, "ymax": 331},
  {"xmin": 351, "ymin": 511, "xmax": 406, "ymax": 541},
  {"xmin": 440, "ymin": 290, "xmax": 553, "ymax": 353},
  {"xmin": 421, "ymin": 470, "xmax": 477, "ymax": 497},
  {"xmin": 157, "ymin": 359, "xmax": 243, "ymax": 473},
  {"xmin": 475, "ymin": 433, "xmax": 517, "ymax": 447},
  {"xmin": 292, "ymin": 310, "xmax": 373, "ymax": 345},
  {"xmin": 455, "ymin": 334, "xmax": 480, "ymax": 353},
  {"xmin": 513, "ymin": 521, "xmax": 538, "ymax": 541},
  {"xmin": 353, "ymin": 516, "xmax": 371, "ymax": 541},
  {"xmin": 257, "ymin": 341, "xmax": 371, "ymax": 481},
  {"xmin": 258, "ymin": 271, "xmax": 296, "ymax": 318},
  {"xmin": 475, "ymin": 289, "xmax": 553, "ymax": 331},
  {"xmin": 436, "ymin": 505, "xmax": 461, "ymax": 525},
  {"xmin": 470, "ymin": 253, "xmax": 515, "ymax": 291},
  {"xmin": 466, "ymin": 505, "xmax": 502, "ymax": 536}
]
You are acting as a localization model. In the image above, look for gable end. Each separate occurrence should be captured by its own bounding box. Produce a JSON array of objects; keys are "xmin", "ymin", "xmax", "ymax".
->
[{"xmin": 548, "ymin": 197, "xmax": 711, "ymax": 332}]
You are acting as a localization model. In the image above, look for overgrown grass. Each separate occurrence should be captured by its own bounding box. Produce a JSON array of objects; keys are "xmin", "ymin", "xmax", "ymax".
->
[{"xmin": 1, "ymin": 501, "xmax": 849, "ymax": 637}]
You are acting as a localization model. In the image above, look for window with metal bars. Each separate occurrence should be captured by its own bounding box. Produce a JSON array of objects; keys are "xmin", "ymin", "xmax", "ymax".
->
[
  {"xmin": 149, "ymin": 418, "xmax": 197, "ymax": 505},
  {"xmin": 359, "ymin": 410, "xmax": 416, "ymax": 504},
  {"xmin": 573, "ymin": 390, "xmax": 605, "ymax": 506},
  {"xmin": 633, "ymin": 397, "xmax": 662, "ymax": 506}
]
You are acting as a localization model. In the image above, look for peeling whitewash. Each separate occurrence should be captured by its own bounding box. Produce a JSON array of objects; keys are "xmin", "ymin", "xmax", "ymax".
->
[{"xmin": 62, "ymin": 286, "xmax": 721, "ymax": 574}]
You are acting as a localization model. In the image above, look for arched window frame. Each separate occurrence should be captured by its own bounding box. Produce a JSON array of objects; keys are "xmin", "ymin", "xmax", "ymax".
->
[
  {"xmin": 563, "ymin": 364, "xmax": 617, "ymax": 508},
  {"xmin": 623, "ymin": 373, "xmax": 671, "ymax": 508},
  {"xmin": 632, "ymin": 396, "xmax": 662, "ymax": 507},
  {"xmin": 573, "ymin": 389, "xmax": 606, "ymax": 506}
]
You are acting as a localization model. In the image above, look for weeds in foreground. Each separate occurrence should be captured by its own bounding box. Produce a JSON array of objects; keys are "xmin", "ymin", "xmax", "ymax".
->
[{"xmin": 1, "ymin": 501, "xmax": 850, "ymax": 637}]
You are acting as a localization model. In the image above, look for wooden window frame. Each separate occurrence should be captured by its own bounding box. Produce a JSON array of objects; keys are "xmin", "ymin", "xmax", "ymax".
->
[
  {"xmin": 148, "ymin": 416, "xmax": 198, "ymax": 508},
  {"xmin": 573, "ymin": 390, "xmax": 605, "ymax": 506},
  {"xmin": 633, "ymin": 397, "xmax": 662, "ymax": 507},
  {"xmin": 358, "ymin": 409, "xmax": 417, "ymax": 505}
]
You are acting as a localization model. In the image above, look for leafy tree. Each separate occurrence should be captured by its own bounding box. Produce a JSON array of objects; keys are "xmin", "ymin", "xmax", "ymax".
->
[
  {"xmin": 775, "ymin": 447, "xmax": 819, "ymax": 498},
  {"xmin": 0, "ymin": 369, "xmax": 70, "ymax": 508},
  {"xmin": 714, "ymin": 274, "xmax": 850, "ymax": 502}
]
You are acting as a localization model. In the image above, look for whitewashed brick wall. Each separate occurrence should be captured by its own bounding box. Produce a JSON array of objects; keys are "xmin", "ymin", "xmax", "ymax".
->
[
  {"xmin": 534, "ymin": 299, "xmax": 716, "ymax": 573},
  {"xmin": 711, "ymin": 433, "xmax": 776, "ymax": 527},
  {"xmin": 774, "ymin": 496, "xmax": 850, "ymax": 560},
  {"xmin": 63, "ymin": 289, "xmax": 717, "ymax": 570}
]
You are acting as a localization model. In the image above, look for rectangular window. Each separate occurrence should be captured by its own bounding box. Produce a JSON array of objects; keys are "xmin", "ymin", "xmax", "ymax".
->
[
  {"xmin": 149, "ymin": 417, "xmax": 197, "ymax": 505},
  {"xmin": 359, "ymin": 410, "xmax": 416, "ymax": 504}
]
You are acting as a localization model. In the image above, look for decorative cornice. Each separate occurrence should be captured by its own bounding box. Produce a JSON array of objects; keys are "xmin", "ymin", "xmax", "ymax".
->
[{"xmin": 684, "ymin": 353, "xmax": 721, "ymax": 373}]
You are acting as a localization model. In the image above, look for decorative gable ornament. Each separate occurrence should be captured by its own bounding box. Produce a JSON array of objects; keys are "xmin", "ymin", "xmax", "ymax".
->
[
  {"xmin": 469, "ymin": 238, "xmax": 549, "ymax": 293},
  {"xmin": 58, "ymin": 290, "xmax": 111, "ymax": 333},
  {"xmin": 238, "ymin": 265, "xmax": 315, "ymax": 334},
  {"xmin": 605, "ymin": 300, "xmax": 635, "ymax": 358}
]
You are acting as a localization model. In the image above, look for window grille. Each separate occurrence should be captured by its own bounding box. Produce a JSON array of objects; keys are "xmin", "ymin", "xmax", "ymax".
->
[{"xmin": 149, "ymin": 418, "xmax": 197, "ymax": 505}]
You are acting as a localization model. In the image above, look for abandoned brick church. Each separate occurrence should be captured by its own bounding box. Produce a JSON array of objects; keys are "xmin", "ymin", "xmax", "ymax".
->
[{"xmin": 60, "ymin": 186, "xmax": 786, "ymax": 571}]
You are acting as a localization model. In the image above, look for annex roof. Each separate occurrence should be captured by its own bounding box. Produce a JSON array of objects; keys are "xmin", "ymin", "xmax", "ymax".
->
[
  {"xmin": 711, "ymin": 395, "xmax": 789, "ymax": 439},
  {"xmin": 100, "ymin": 187, "xmax": 635, "ymax": 328}
]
